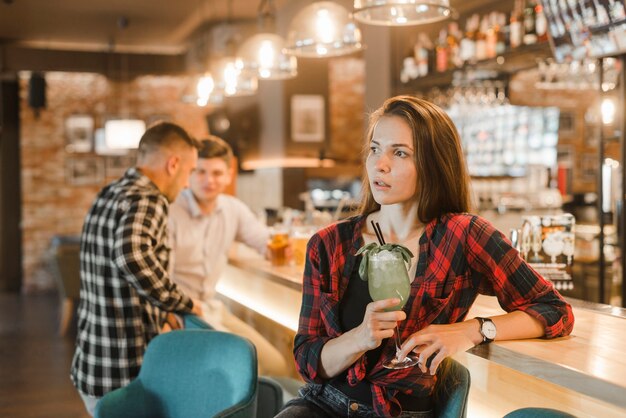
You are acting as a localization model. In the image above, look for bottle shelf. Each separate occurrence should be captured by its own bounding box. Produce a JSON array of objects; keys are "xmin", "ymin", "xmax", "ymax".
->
[{"xmin": 395, "ymin": 41, "xmax": 553, "ymax": 94}]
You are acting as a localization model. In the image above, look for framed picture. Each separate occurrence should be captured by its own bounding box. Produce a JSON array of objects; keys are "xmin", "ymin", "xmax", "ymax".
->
[
  {"xmin": 66, "ymin": 157, "xmax": 104, "ymax": 186},
  {"xmin": 65, "ymin": 114, "xmax": 94, "ymax": 153},
  {"xmin": 291, "ymin": 95, "xmax": 325, "ymax": 142},
  {"xmin": 558, "ymin": 110, "xmax": 577, "ymax": 140},
  {"xmin": 580, "ymin": 153, "xmax": 597, "ymax": 182},
  {"xmin": 105, "ymin": 154, "xmax": 136, "ymax": 178}
]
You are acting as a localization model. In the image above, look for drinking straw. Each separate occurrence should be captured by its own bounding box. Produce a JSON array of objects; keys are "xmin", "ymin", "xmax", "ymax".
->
[{"xmin": 371, "ymin": 220, "xmax": 386, "ymax": 245}]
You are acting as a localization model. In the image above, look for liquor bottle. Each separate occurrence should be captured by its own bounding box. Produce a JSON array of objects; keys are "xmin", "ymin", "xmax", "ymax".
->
[
  {"xmin": 510, "ymin": 0, "xmax": 524, "ymax": 48},
  {"xmin": 447, "ymin": 22, "xmax": 463, "ymax": 69},
  {"xmin": 593, "ymin": 0, "xmax": 611, "ymax": 25},
  {"xmin": 535, "ymin": 1, "xmax": 548, "ymax": 42},
  {"xmin": 414, "ymin": 33, "xmax": 433, "ymax": 78},
  {"xmin": 460, "ymin": 14, "xmax": 478, "ymax": 64},
  {"xmin": 486, "ymin": 11, "xmax": 498, "ymax": 58},
  {"xmin": 496, "ymin": 12, "xmax": 507, "ymax": 54},
  {"xmin": 436, "ymin": 29, "xmax": 448, "ymax": 72},
  {"xmin": 523, "ymin": 0, "xmax": 538, "ymax": 45},
  {"xmin": 475, "ymin": 15, "xmax": 488, "ymax": 60},
  {"xmin": 609, "ymin": 0, "xmax": 626, "ymax": 20}
]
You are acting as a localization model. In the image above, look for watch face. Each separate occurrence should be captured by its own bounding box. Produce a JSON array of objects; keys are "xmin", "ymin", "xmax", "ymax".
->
[{"xmin": 482, "ymin": 321, "xmax": 497, "ymax": 339}]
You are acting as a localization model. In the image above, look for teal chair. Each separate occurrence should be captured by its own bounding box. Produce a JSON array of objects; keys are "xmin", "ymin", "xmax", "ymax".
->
[
  {"xmin": 182, "ymin": 314, "xmax": 304, "ymax": 418},
  {"xmin": 504, "ymin": 408, "xmax": 578, "ymax": 417},
  {"xmin": 95, "ymin": 330, "xmax": 258, "ymax": 418},
  {"xmin": 434, "ymin": 358, "xmax": 471, "ymax": 418}
]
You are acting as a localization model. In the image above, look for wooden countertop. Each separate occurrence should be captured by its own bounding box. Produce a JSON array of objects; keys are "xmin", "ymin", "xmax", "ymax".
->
[{"xmin": 223, "ymin": 245, "xmax": 626, "ymax": 415}]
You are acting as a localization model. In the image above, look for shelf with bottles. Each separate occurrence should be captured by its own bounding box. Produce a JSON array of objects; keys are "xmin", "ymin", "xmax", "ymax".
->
[
  {"xmin": 395, "ymin": 41, "xmax": 553, "ymax": 94},
  {"xmin": 394, "ymin": 0, "xmax": 554, "ymax": 94}
]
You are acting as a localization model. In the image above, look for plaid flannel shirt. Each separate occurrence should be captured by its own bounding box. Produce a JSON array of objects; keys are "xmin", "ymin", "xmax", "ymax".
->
[
  {"xmin": 294, "ymin": 213, "xmax": 574, "ymax": 417},
  {"xmin": 71, "ymin": 168, "xmax": 193, "ymax": 397}
]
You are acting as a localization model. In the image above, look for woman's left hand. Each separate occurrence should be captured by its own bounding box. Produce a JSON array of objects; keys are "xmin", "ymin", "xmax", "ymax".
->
[{"xmin": 397, "ymin": 322, "xmax": 478, "ymax": 375}]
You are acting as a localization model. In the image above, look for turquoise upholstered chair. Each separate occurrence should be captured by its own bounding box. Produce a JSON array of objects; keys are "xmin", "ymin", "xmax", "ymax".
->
[
  {"xmin": 434, "ymin": 358, "xmax": 471, "ymax": 418},
  {"xmin": 503, "ymin": 407, "xmax": 578, "ymax": 417},
  {"xmin": 182, "ymin": 314, "xmax": 304, "ymax": 418},
  {"xmin": 95, "ymin": 330, "xmax": 258, "ymax": 418}
]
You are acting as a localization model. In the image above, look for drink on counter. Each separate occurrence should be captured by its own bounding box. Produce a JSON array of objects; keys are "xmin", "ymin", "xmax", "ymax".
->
[
  {"xmin": 292, "ymin": 226, "xmax": 315, "ymax": 267},
  {"xmin": 267, "ymin": 228, "xmax": 289, "ymax": 267}
]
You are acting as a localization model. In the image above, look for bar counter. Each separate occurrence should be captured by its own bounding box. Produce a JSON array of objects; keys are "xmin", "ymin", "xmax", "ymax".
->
[{"xmin": 218, "ymin": 245, "xmax": 626, "ymax": 417}]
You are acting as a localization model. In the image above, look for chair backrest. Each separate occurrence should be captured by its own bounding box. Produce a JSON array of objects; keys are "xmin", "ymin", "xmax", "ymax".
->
[
  {"xmin": 183, "ymin": 313, "xmax": 214, "ymax": 330},
  {"xmin": 139, "ymin": 330, "xmax": 258, "ymax": 418},
  {"xmin": 434, "ymin": 358, "xmax": 471, "ymax": 418},
  {"xmin": 503, "ymin": 407, "xmax": 578, "ymax": 418},
  {"xmin": 50, "ymin": 235, "xmax": 81, "ymax": 299}
]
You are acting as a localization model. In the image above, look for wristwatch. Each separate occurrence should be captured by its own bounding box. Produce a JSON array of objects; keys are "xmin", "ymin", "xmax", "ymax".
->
[{"xmin": 476, "ymin": 317, "xmax": 496, "ymax": 344}]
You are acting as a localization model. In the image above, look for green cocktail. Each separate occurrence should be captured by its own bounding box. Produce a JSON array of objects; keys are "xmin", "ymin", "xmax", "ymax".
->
[
  {"xmin": 368, "ymin": 250, "xmax": 411, "ymax": 312},
  {"xmin": 357, "ymin": 243, "xmax": 420, "ymax": 369}
]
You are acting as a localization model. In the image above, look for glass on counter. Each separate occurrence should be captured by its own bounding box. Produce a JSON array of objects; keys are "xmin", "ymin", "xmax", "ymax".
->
[
  {"xmin": 267, "ymin": 227, "xmax": 290, "ymax": 267},
  {"xmin": 292, "ymin": 226, "xmax": 315, "ymax": 267}
]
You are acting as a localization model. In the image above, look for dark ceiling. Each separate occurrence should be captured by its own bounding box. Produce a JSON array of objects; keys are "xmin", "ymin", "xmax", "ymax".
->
[
  {"xmin": 0, "ymin": 0, "xmax": 496, "ymax": 55},
  {"xmin": 0, "ymin": 0, "xmax": 290, "ymax": 54}
]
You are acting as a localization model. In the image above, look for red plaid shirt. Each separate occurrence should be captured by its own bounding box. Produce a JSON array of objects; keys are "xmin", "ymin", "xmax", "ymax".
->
[{"xmin": 294, "ymin": 213, "xmax": 574, "ymax": 417}]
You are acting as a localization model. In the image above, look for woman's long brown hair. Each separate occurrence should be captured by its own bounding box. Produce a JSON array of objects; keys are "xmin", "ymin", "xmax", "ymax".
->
[{"xmin": 359, "ymin": 95, "xmax": 471, "ymax": 222}]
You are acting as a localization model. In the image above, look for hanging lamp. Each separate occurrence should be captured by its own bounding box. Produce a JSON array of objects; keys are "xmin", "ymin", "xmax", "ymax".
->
[
  {"xmin": 238, "ymin": 33, "xmax": 298, "ymax": 79},
  {"xmin": 353, "ymin": 0, "xmax": 453, "ymax": 26},
  {"xmin": 211, "ymin": 57, "xmax": 258, "ymax": 97},
  {"xmin": 237, "ymin": 0, "xmax": 298, "ymax": 80},
  {"xmin": 285, "ymin": 1, "xmax": 362, "ymax": 58}
]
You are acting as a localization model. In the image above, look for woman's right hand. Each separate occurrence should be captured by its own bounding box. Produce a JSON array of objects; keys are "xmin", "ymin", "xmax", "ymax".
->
[{"xmin": 356, "ymin": 298, "xmax": 406, "ymax": 351}]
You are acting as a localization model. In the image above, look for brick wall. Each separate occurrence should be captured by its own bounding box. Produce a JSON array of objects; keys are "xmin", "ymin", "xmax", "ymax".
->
[
  {"xmin": 328, "ymin": 57, "xmax": 366, "ymax": 164},
  {"xmin": 19, "ymin": 72, "xmax": 210, "ymax": 292}
]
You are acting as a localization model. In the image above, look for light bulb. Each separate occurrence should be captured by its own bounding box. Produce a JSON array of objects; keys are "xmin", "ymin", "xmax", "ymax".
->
[
  {"xmin": 316, "ymin": 9, "xmax": 335, "ymax": 44},
  {"xmin": 601, "ymin": 97, "xmax": 616, "ymax": 125}
]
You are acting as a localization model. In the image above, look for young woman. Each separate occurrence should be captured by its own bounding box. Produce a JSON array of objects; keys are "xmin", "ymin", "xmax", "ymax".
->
[{"xmin": 277, "ymin": 96, "xmax": 574, "ymax": 418}]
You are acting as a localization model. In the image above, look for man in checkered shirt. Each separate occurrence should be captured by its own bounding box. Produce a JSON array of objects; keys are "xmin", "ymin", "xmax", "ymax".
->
[{"xmin": 70, "ymin": 122, "xmax": 202, "ymax": 415}]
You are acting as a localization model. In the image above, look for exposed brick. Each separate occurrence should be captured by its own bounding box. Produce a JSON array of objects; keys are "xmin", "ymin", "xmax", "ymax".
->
[{"xmin": 20, "ymin": 72, "xmax": 210, "ymax": 292}]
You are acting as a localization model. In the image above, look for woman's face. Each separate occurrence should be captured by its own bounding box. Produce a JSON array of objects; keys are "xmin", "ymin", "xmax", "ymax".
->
[{"xmin": 366, "ymin": 115, "xmax": 417, "ymax": 206}]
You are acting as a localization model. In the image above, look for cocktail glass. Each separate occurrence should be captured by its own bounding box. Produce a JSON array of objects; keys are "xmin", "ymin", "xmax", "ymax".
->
[{"xmin": 368, "ymin": 250, "xmax": 420, "ymax": 369}]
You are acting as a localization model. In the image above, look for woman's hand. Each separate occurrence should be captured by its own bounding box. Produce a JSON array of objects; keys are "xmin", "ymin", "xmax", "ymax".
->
[
  {"xmin": 355, "ymin": 298, "xmax": 406, "ymax": 352},
  {"xmin": 397, "ymin": 322, "xmax": 478, "ymax": 375},
  {"xmin": 318, "ymin": 297, "xmax": 406, "ymax": 379}
]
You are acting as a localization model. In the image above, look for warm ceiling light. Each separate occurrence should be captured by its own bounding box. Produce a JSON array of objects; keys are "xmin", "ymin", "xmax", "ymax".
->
[
  {"xmin": 212, "ymin": 57, "xmax": 258, "ymax": 97},
  {"xmin": 237, "ymin": 33, "xmax": 298, "ymax": 80},
  {"xmin": 353, "ymin": 0, "xmax": 453, "ymax": 26},
  {"xmin": 286, "ymin": 1, "xmax": 363, "ymax": 58},
  {"xmin": 181, "ymin": 74, "xmax": 224, "ymax": 107}
]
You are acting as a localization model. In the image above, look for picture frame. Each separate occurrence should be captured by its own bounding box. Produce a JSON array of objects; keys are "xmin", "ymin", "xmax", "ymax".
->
[
  {"xmin": 105, "ymin": 154, "xmax": 136, "ymax": 178},
  {"xmin": 291, "ymin": 95, "xmax": 325, "ymax": 143},
  {"xmin": 558, "ymin": 110, "xmax": 577, "ymax": 140},
  {"xmin": 66, "ymin": 157, "xmax": 104, "ymax": 186},
  {"xmin": 65, "ymin": 114, "xmax": 94, "ymax": 153}
]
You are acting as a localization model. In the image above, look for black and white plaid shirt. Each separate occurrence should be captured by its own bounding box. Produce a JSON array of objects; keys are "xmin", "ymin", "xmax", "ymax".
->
[{"xmin": 71, "ymin": 168, "xmax": 193, "ymax": 397}]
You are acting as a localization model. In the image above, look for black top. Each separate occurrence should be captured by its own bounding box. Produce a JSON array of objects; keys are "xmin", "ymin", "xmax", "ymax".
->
[{"xmin": 329, "ymin": 267, "xmax": 432, "ymax": 411}]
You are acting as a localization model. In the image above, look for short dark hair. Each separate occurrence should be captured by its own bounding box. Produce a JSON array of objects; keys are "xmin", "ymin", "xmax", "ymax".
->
[
  {"xmin": 197, "ymin": 135, "xmax": 234, "ymax": 167},
  {"xmin": 137, "ymin": 121, "xmax": 199, "ymax": 158},
  {"xmin": 359, "ymin": 95, "xmax": 471, "ymax": 223}
]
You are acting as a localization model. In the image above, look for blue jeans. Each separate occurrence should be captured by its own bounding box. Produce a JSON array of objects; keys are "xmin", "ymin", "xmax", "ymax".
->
[{"xmin": 276, "ymin": 383, "xmax": 433, "ymax": 418}]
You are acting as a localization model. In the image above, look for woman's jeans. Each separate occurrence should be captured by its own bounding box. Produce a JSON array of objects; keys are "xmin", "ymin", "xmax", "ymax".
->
[{"xmin": 276, "ymin": 383, "xmax": 433, "ymax": 418}]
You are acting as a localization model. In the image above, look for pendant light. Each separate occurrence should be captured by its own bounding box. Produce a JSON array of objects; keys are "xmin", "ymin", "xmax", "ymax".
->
[
  {"xmin": 181, "ymin": 73, "xmax": 225, "ymax": 107},
  {"xmin": 353, "ymin": 0, "xmax": 453, "ymax": 26},
  {"xmin": 211, "ymin": 57, "xmax": 258, "ymax": 96},
  {"xmin": 238, "ymin": 33, "xmax": 298, "ymax": 79},
  {"xmin": 286, "ymin": 1, "xmax": 363, "ymax": 58},
  {"xmin": 237, "ymin": 0, "xmax": 298, "ymax": 80}
]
